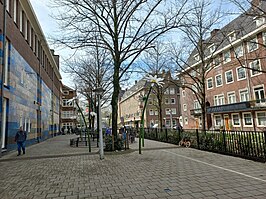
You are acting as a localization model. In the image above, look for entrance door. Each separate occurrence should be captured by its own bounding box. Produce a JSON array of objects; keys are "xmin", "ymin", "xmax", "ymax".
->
[{"xmin": 224, "ymin": 115, "xmax": 230, "ymax": 130}]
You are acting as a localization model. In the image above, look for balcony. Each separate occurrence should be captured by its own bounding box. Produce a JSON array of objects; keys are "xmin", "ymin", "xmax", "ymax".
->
[
  {"xmin": 249, "ymin": 99, "xmax": 266, "ymax": 108},
  {"xmin": 190, "ymin": 108, "xmax": 202, "ymax": 116}
]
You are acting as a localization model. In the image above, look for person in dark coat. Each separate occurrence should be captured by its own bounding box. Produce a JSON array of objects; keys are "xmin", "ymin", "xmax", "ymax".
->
[{"xmin": 14, "ymin": 126, "xmax": 27, "ymax": 156}]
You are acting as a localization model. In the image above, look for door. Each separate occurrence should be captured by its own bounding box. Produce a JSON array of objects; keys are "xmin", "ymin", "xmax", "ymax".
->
[{"xmin": 224, "ymin": 115, "xmax": 230, "ymax": 130}]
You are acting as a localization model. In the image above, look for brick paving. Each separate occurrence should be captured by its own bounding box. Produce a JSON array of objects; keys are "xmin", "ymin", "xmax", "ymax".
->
[{"xmin": 0, "ymin": 135, "xmax": 265, "ymax": 199}]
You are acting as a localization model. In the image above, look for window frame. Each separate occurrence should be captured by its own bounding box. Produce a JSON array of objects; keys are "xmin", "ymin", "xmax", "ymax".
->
[
  {"xmin": 242, "ymin": 112, "xmax": 253, "ymax": 127},
  {"xmin": 234, "ymin": 45, "xmax": 243, "ymax": 58},
  {"xmin": 223, "ymin": 50, "xmax": 231, "ymax": 64},
  {"xmin": 227, "ymin": 91, "xmax": 236, "ymax": 104},
  {"xmin": 247, "ymin": 37, "xmax": 258, "ymax": 52},
  {"xmin": 215, "ymin": 74, "xmax": 223, "ymax": 87},
  {"xmin": 239, "ymin": 88, "xmax": 249, "ymax": 102},
  {"xmin": 214, "ymin": 115, "xmax": 223, "ymax": 127},
  {"xmin": 183, "ymin": 104, "xmax": 187, "ymax": 112},
  {"xmin": 236, "ymin": 66, "xmax": 246, "ymax": 81},
  {"xmin": 256, "ymin": 111, "xmax": 266, "ymax": 127},
  {"xmin": 232, "ymin": 113, "xmax": 241, "ymax": 127},
  {"xmin": 225, "ymin": 70, "xmax": 234, "ymax": 84},
  {"xmin": 249, "ymin": 59, "xmax": 262, "ymax": 77},
  {"xmin": 207, "ymin": 77, "xmax": 213, "ymax": 90}
]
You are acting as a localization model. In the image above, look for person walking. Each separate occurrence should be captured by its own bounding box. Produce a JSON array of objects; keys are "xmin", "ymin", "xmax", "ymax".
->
[{"xmin": 14, "ymin": 126, "xmax": 27, "ymax": 156}]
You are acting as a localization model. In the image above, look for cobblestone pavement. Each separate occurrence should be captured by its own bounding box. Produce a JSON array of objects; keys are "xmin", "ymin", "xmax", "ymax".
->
[{"xmin": 0, "ymin": 135, "xmax": 266, "ymax": 199}]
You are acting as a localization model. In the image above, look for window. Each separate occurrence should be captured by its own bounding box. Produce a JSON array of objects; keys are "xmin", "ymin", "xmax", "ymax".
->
[
  {"xmin": 228, "ymin": 32, "xmax": 236, "ymax": 42},
  {"xmin": 190, "ymin": 70, "xmax": 196, "ymax": 77},
  {"xmin": 6, "ymin": 0, "xmax": 10, "ymax": 12},
  {"xmin": 184, "ymin": 117, "xmax": 188, "ymax": 125},
  {"xmin": 234, "ymin": 45, "xmax": 243, "ymax": 58},
  {"xmin": 4, "ymin": 39, "xmax": 9, "ymax": 85},
  {"xmin": 243, "ymin": 113, "xmax": 252, "ymax": 126},
  {"xmin": 171, "ymin": 108, "xmax": 177, "ymax": 114},
  {"xmin": 223, "ymin": 51, "xmax": 231, "ymax": 63},
  {"xmin": 207, "ymin": 77, "xmax": 213, "ymax": 89},
  {"xmin": 257, "ymin": 112, "xmax": 266, "ymax": 126},
  {"xmin": 214, "ymin": 115, "xmax": 222, "ymax": 126},
  {"xmin": 169, "ymin": 88, "xmax": 175, "ymax": 94},
  {"xmin": 194, "ymin": 100, "xmax": 200, "ymax": 109},
  {"xmin": 164, "ymin": 88, "xmax": 169, "ymax": 94},
  {"xmin": 182, "ymin": 90, "xmax": 185, "ymax": 97},
  {"xmin": 19, "ymin": 8, "xmax": 23, "ymax": 32},
  {"xmin": 254, "ymin": 86, "xmax": 265, "ymax": 103},
  {"xmin": 154, "ymin": 110, "xmax": 158, "ymax": 115},
  {"xmin": 183, "ymin": 104, "xmax": 187, "ymax": 111},
  {"xmin": 213, "ymin": 56, "xmax": 221, "ymax": 67},
  {"xmin": 225, "ymin": 70, "xmax": 234, "ymax": 84},
  {"xmin": 263, "ymin": 32, "xmax": 266, "ymax": 46},
  {"xmin": 148, "ymin": 100, "xmax": 153, "ymax": 105},
  {"xmin": 255, "ymin": 17, "xmax": 265, "ymax": 27},
  {"xmin": 227, "ymin": 92, "xmax": 236, "ymax": 104},
  {"xmin": 149, "ymin": 109, "xmax": 154, "ymax": 116},
  {"xmin": 165, "ymin": 98, "xmax": 169, "ymax": 104},
  {"xmin": 214, "ymin": 94, "xmax": 224, "ymax": 106},
  {"xmin": 236, "ymin": 67, "xmax": 246, "ymax": 80},
  {"xmin": 249, "ymin": 60, "xmax": 261, "ymax": 76},
  {"xmin": 171, "ymin": 98, "xmax": 175, "ymax": 104},
  {"xmin": 13, "ymin": 0, "xmax": 17, "ymax": 23},
  {"xmin": 194, "ymin": 54, "xmax": 199, "ymax": 61},
  {"xmin": 165, "ymin": 120, "xmax": 170, "ymax": 127},
  {"xmin": 215, "ymin": 74, "xmax": 223, "ymax": 87},
  {"xmin": 62, "ymin": 111, "xmax": 74, "ymax": 119},
  {"xmin": 232, "ymin": 114, "xmax": 240, "ymax": 126},
  {"xmin": 248, "ymin": 37, "xmax": 258, "ymax": 52},
  {"xmin": 166, "ymin": 108, "xmax": 170, "ymax": 115},
  {"xmin": 239, "ymin": 89, "xmax": 249, "ymax": 102},
  {"xmin": 209, "ymin": 44, "xmax": 216, "ymax": 54},
  {"xmin": 62, "ymin": 99, "xmax": 73, "ymax": 107}
]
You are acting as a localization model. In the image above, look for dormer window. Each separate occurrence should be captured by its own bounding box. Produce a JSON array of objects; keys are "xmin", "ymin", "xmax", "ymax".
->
[
  {"xmin": 194, "ymin": 54, "xmax": 199, "ymax": 61},
  {"xmin": 228, "ymin": 31, "xmax": 236, "ymax": 42},
  {"xmin": 208, "ymin": 44, "xmax": 216, "ymax": 54},
  {"xmin": 255, "ymin": 16, "xmax": 265, "ymax": 27}
]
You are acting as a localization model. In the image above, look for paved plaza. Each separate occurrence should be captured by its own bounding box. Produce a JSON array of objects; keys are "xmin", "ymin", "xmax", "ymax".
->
[{"xmin": 0, "ymin": 135, "xmax": 266, "ymax": 199}]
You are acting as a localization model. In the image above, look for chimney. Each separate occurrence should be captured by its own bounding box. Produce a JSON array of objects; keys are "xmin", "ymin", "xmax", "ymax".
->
[{"xmin": 211, "ymin": 29, "xmax": 220, "ymax": 37}]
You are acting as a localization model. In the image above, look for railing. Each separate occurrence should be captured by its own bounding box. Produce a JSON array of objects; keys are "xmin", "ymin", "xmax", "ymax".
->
[{"xmin": 128, "ymin": 128, "xmax": 266, "ymax": 162}]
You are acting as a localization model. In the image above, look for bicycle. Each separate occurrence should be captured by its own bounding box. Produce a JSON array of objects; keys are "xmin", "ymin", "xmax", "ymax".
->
[{"xmin": 178, "ymin": 137, "xmax": 191, "ymax": 148}]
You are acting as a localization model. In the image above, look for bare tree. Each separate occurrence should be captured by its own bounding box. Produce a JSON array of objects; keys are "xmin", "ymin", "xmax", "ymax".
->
[
  {"xmin": 51, "ymin": 0, "xmax": 191, "ymax": 144},
  {"xmin": 171, "ymin": 0, "xmax": 227, "ymax": 131}
]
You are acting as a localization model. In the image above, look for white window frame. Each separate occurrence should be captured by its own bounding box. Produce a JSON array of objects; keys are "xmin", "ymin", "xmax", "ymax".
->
[
  {"xmin": 171, "ymin": 108, "xmax": 177, "ymax": 115},
  {"xmin": 207, "ymin": 77, "xmax": 213, "ymax": 90},
  {"xmin": 166, "ymin": 108, "xmax": 170, "ymax": 115},
  {"xmin": 249, "ymin": 59, "xmax": 262, "ymax": 77},
  {"xmin": 171, "ymin": 98, "xmax": 175, "ymax": 104},
  {"xmin": 214, "ymin": 115, "xmax": 223, "ymax": 127},
  {"xmin": 183, "ymin": 104, "xmax": 187, "ymax": 112},
  {"xmin": 242, "ymin": 112, "xmax": 253, "ymax": 127},
  {"xmin": 194, "ymin": 54, "xmax": 199, "ymax": 61},
  {"xmin": 184, "ymin": 117, "xmax": 188, "ymax": 125},
  {"xmin": 215, "ymin": 74, "xmax": 223, "ymax": 87},
  {"xmin": 223, "ymin": 51, "xmax": 231, "ymax": 64},
  {"xmin": 213, "ymin": 56, "xmax": 221, "ymax": 68},
  {"xmin": 263, "ymin": 32, "xmax": 266, "ymax": 46},
  {"xmin": 227, "ymin": 91, "xmax": 236, "ymax": 104},
  {"xmin": 194, "ymin": 100, "xmax": 200, "ymax": 109},
  {"xmin": 228, "ymin": 32, "xmax": 236, "ymax": 42},
  {"xmin": 253, "ymin": 85, "xmax": 265, "ymax": 103},
  {"xmin": 239, "ymin": 88, "xmax": 249, "ymax": 102},
  {"xmin": 234, "ymin": 45, "xmax": 243, "ymax": 58},
  {"xmin": 182, "ymin": 90, "xmax": 185, "ymax": 97},
  {"xmin": 256, "ymin": 111, "xmax": 266, "ymax": 127},
  {"xmin": 236, "ymin": 66, "xmax": 246, "ymax": 81},
  {"xmin": 165, "ymin": 98, "xmax": 169, "ymax": 104},
  {"xmin": 214, "ymin": 94, "xmax": 225, "ymax": 106},
  {"xmin": 225, "ymin": 70, "xmax": 234, "ymax": 84},
  {"xmin": 154, "ymin": 110, "xmax": 158, "ymax": 115},
  {"xmin": 149, "ymin": 109, "xmax": 154, "ymax": 116},
  {"xmin": 209, "ymin": 44, "xmax": 215, "ymax": 54},
  {"xmin": 232, "ymin": 113, "xmax": 240, "ymax": 127},
  {"xmin": 255, "ymin": 17, "xmax": 265, "ymax": 27},
  {"xmin": 247, "ymin": 37, "xmax": 258, "ymax": 52},
  {"xmin": 169, "ymin": 88, "xmax": 175, "ymax": 95}
]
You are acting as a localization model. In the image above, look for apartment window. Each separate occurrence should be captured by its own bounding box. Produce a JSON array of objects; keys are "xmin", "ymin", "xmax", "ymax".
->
[
  {"xmin": 236, "ymin": 67, "xmax": 246, "ymax": 80},
  {"xmin": 243, "ymin": 113, "xmax": 252, "ymax": 126},
  {"xmin": 223, "ymin": 51, "xmax": 231, "ymax": 63},
  {"xmin": 149, "ymin": 109, "xmax": 154, "ymax": 116},
  {"xmin": 215, "ymin": 74, "xmax": 223, "ymax": 87},
  {"xmin": 165, "ymin": 98, "xmax": 169, "ymax": 104},
  {"xmin": 171, "ymin": 98, "xmax": 175, "ymax": 104},
  {"xmin": 214, "ymin": 115, "xmax": 222, "ymax": 126},
  {"xmin": 214, "ymin": 94, "xmax": 224, "ymax": 106},
  {"xmin": 239, "ymin": 89, "xmax": 249, "ymax": 102},
  {"xmin": 154, "ymin": 110, "xmax": 158, "ymax": 115},
  {"xmin": 255, "ymin": 17, "xmax": 265, "ymax": 27},
  {"xmin": 194, "ymin": 100, "xmax": 200, "ymax": 109},
  {"xmin": 207, "ymin": 77, "xmax": 213, "ymax": 89},
  {"xmin": 248, "ymin": 37, "xmax": 258, "ymax": 52},
  {"xmin": 184, "ymin": 117, "xmax": 188, "ymax": 125},
  {"xmin": 169, "ymin": 88, "xmax": 175, "ymax": 94},
  {"xmin": 234, "ymin": 45, "xmax": 243, "ymax": 58},
  {"xmin": 254, "ymin": 86, "xmax": 265, "ymax": 103},
  {"xmin": 63, "ymin": 99, "xmax": 73, "ymax": 107},
  {"xmin": 62, "ymin": 111, "xmax": 74, "ymax": 119},
  {"xmin": 209, "ymin": 44, "xmax": 215, "ymax": 54},
  {"xmin": 166, "ymin": 108, "xmax": 170, "ymax": 115},
  {"xmin": 13, "ymin": 0, "xmax": 17, "ymax": 23},
  {"xmin": 249, "ymin": 60, "xmax": 261, "ymax": 76},
  {"xmin": 194, "ymin": 54, "xmax": 199, "ymax": 61},
  {"xmin": 183, "ymin": 104, "xmax": 187, "ymax": 111},
  {"xmin": 257, "ymin": 112, "xmax": 266, "ymax": 126},
  {"xmin": 227, "ymin": 92, "xmax": 236, "ymax": 104},
  {"xmin": 213, "ymin": 56, "xmax": 221, "ymax": 67},
  {"xmin": 232, "ymin": 114, "xmax": 240, "ymax": 126},
  {"xmin": 164, "ymin": 88, "xmax": 169, "ymax": 95},
  {"xmin": 225, "ymin": 70, "xmax": 234, "ymax": 84},
  {"xmin": 182, "ymin": 90, "xmax": 185, "ymax": 97},
  {"xmin": 171, "ymin": 108, "xmax": 177, "ymax": 114},
  {"xmin": 4, "ymin": 39, "xmax": 10, "ymax": 85},
  {"xmin": 228, "ymin": 32, "xmax": 236, "ymax": 42}
]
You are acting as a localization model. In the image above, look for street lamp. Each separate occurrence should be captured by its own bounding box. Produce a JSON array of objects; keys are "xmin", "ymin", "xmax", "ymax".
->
[{"xmin": 93, "ymin": 87, "xmax": 105, "ymax": 160}]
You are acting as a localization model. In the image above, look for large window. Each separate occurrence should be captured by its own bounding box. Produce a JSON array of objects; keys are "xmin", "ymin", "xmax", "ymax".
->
[
  {"xmin": 213, "ymin": 56, "xmax": 221, "ymax": 67},
  {"xmin": 232, "ymin": 114, "xmax": 240, "ymax": 126},
  {"xmin": 254, "ymin": 86, "xmax": 265, "ymax": 103},
  {"xmin": 227, "ymin": 92, "xmax": 236, "ymax": 104},
  {"xmin": 248, "ymin": 37, "xmax": 258, "ymax": 52},
  {"xmin": 214, "ymin": 115, "xmax": 222, "ymax": 127},
  {"xmin": 194, "ymin": 100, "xmax": 200, "ymax": 109},
  {"xmin": 225, "ymin": 70, "xmax": 234, "ymax": 84},
  {"xmin": 149, "ymin": 109, "xmax": 154, "ymax": 115},
  {"xmin": 257, "ymin": 112, "xmax": 266, "ymax": 126},
  {"xmin": 243, "ymin": 113, "xmax": 252, "ymax": 126},
  {"xmin": 62, "ymin": 111, "xmax": 74, "ymax": 119},
  {"xmin": 249, "ymin": 60, "xmax": 261, "ymax": 76},
  {"xmin": 215, "ymin": 74, "xmax": 223, "ymax": 87},
  {"xmin": 223, "ymin": 51, "xmax": 231, "ymax": 63},
  {"xmin": 207, "ymin": 77, "xmax": 213, "ymax": 89},
  {"xmin": 239, "ymin": 89, "xmax": 249, "ymax": 102},
  {"xmin": 234, "ymin": 45, "xmax": 243, "ymax": 58},
  {"xmin": 62, "ymin": 99, "xmax": 73, "ymax": 107},
  {"xmin": 171, "ymin": 108, "xmax": 177, "ymax": 114},
  {"xmin": 169, "ymin": 88, "xmax": 175, "ymax": 94},
  {"xmin": 214, "ymin": 94, "xmax": 224, "ymax": 106},
  {"xmin": 236, "ymin": 67, "xmax": 246, "ymax": 80}
]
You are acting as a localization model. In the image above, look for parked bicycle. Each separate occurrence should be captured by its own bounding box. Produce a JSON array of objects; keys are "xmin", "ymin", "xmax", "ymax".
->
[{"xmin": 178, "ymin": 136, "xmax": 191, "ymax": 148}]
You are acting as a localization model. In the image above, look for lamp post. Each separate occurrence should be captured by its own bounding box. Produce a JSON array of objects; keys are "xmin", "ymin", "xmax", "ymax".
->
[{"xmin": 93, "ymin": 87, "xmax": 105, "ymax": 160}]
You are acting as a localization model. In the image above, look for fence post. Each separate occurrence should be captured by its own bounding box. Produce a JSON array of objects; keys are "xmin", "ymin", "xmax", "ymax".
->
[
  {"xmin": 222, "ymin": 129, "xmax": 227, "ymax": 152},
  {"xmin": 156, "ymin": 128, "xmax": 158, "ymax": 140},
  {"xmin": 196, "ymin": 129, "xmax": 199, "ymax": 149},
  {"xmin": 165, "ymin": 128, "xmax": 168, "ymax": 142},
  {"xmin": 264, "ymin": 131, "xmax": 266, "ymax": 162}
]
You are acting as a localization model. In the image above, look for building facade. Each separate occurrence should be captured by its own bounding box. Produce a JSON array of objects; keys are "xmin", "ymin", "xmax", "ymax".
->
[
  {"xmin": 179, "ymin": 0, "xmax": 266, "ymax": 131},
  {"xmin": 61, "ymin": 84, "xmax": 78, "ymax": 133},
  {"xmin": 119, "ymin": 71, "xmax": 181, "ymax": 128},
  {"xmin": 0, "ymin": 0, "xmax": 61, "ymax": 152}
]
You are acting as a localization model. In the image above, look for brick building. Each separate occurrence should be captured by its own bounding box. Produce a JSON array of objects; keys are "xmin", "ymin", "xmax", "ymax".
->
[
  {"xmin": 0, "ymin": 0, "xmax": 61, "ymax": 152},
  {"xmin": 179, "ymin": 0, "xmax": 266, "ymax": 131},
  {"xmin": 119, "ymin": 71, "xmax": 181, "ymax": 128},
  {"xmin": 61, "ymin": 84, "xmax": 78, "ymax": 133}
]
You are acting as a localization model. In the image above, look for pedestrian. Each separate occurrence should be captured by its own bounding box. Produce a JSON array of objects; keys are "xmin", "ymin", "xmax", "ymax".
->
[{"xmin": 14, "ymin": 126, "xmax": 27, "ymax": 156}]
